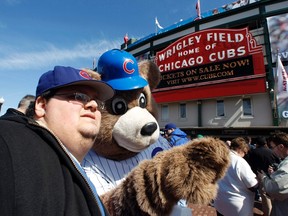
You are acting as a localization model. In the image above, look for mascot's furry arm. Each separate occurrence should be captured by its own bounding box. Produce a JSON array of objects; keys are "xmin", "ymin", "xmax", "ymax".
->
[{"xmin": 101, "ymin": 137, "xmax": 230, "ymax": 216}]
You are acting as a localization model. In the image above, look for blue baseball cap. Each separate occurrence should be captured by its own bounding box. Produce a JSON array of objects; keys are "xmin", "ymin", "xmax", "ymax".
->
[
  {"xmin": 97, "ymin": 49, "xmax": 148, "ymax": 90},
  {"xmin": 36, "ymin": 66, "xmax": 114, "ymax": 101},
  {"xmin": 165, "ymin": 123, "xmax": 177, "ymax": 130}
]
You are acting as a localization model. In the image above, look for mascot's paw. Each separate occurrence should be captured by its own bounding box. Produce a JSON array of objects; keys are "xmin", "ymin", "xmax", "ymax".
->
[{"xmin": 101, "ymin": 137, "xmax": 230, "ymax": 216}]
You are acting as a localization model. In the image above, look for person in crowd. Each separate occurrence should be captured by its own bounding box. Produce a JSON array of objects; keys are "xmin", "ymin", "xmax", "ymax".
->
[
  {"xmin": 197, "ymin": 134, "xmax": 204, "ymax": 139},
  {"xmin": 1, "ymin": 94, "xmax": 35, "ymax": 117},
  {"xmin": 17, "ymin": 94, "xmax": 36, "ymax": 113},
  {"xmin": 164, "ymin": 123, "xmax": 190, "ymax": 147},
  {"xmin": 0, "ymin": 66, "xmax": 114, "ymax": 216},
  {"xmin": 243, "ymin": 136, "xmax": 254, "ymax": 164},
  {"xmin": 225, "ymin": 140, "xmax": 231, "ymax": 148},
  {"xmin": 248, "ymin": 136, "xmax": 281, "ymax": 216},
  {"xmin": 257, "ymin": 131, "xmax": 288, "ymax": 216},
  {"xmin": 244, "ymin": 136, "xmax": 255, "ymax": 150},
  {"xmin": 163, "ymin": 122, "xmax": 190, "ymax": 208},
  {"xmin": 214, "ymin": 137, "xmax": 258, "ymax": 216}
]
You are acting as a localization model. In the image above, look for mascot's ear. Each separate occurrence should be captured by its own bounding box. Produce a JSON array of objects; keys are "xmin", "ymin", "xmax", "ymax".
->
[
  {"xmin": 138, "ymin": 60, "xmax": 161, "ymax": 90},
  {"xmin": 81, "ymin": 68, "xmax": 102, "ymax": 81}
]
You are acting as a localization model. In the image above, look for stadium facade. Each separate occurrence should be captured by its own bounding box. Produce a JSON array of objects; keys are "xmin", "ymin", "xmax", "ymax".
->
[{"xmin": 122, "ymin": 0, "xmax": 288, "ymax": 138}]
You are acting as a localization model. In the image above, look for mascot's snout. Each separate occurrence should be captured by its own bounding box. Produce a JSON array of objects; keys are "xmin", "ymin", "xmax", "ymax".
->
[{"xmin": 113, "ymin": 107, "xmax": 160, "ymax": 152}]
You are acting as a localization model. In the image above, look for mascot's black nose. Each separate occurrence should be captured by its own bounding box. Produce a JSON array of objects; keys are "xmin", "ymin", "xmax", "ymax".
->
[{"xmin": 140, "ymin": 122, "xmax": 158, "ymax": 136}]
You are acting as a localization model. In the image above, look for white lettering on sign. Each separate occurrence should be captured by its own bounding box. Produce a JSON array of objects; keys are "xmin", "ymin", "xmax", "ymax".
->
[
  {"xmin": 156, "ymin": 28, "xmax": 263, "ymax": 73},
  {"xmin": 206, "ymin": 32, "xmax": 244, "ymax": 42},
  {"xmin": 282, "ymin": 110, "xmax": 288, "ymax": 118}
]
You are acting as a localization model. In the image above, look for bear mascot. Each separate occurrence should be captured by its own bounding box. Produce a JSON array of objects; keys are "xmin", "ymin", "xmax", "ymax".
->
[{"xmin": 81, "ymin": 49, "xmax": 230, "ymax": 216}]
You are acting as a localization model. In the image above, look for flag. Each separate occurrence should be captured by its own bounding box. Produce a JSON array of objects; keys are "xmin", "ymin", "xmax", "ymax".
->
[
  {"xmin": 124, "ymin": 33, "xmax": 129, "ymax": 44},
  {"xmin": 0, "ymin": 97, "xmax": 4, "ymax": 113},
  {"xmin": 155, "ymin": 17, "xmax": 163, "ymax": 29},
  {"xmin": 276, "ymin": 55, "xmax": 288, "ymax": 93},
  {"xmin": 274, "ymin": 55, "xmax": 288, "ymax": 123},
  {"xmin": 92, "ymin": 57, "xmax": 96, "ymax": 69},
  {"xmin": 195, "ymin": 0, "xmax": 201, "ymax": 19}
]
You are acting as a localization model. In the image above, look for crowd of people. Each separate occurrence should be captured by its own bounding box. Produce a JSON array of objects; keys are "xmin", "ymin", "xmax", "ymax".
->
[
  {"xmin": 160, "ymin": 122, "xmax": 288, "ymax": 216},
  {"xmin": 148, "ymin": 119, "xmax": 288, "ymax": 216},
  {"xmin": 213, "ymin": 133, "xmax": 288, "ymax": 216}
]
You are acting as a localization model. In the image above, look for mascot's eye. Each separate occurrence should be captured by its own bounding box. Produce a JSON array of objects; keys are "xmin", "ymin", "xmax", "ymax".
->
[
  {"xmin": 112, "ymin": 97, "xmax": 128, "ymax": 115},
  {"xmin": 138, "ymin": 93, "xmax": 147, "ymax": 108}
]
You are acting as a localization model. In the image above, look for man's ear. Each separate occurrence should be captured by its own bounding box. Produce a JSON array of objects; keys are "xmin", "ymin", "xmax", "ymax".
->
[{"xmin": 34, "ymin": 96, "xmax": 47, "ymax": 117}]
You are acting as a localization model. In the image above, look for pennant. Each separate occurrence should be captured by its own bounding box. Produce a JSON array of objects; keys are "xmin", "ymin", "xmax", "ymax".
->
[
  {"xmin": 0, "ymin": 97, "xmax": 4, "ymax": 113},
  {"xmin": 276, "ymin": 55, "xmax": 288, "ymax": 93},
  {"xmin": 92, "ymin": 57, "xmax": 96, "ymax": 69},
  {"xmin": 274, "ymin": 55, "xmax": 288, "ymax": 122},
  {"xmin": 124, "ymin": 33, "xmax": 129, "ymax": 44},
  {"xmin": 155, "ymin": 17, "xmax": 163, "ymax": 29},
  {"xmin": 196, "ymin": 0, "xmax": 201, "ymax": 19}
]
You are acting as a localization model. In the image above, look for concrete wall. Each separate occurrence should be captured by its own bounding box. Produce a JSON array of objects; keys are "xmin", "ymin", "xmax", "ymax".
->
[{"xmin": 158, "ymin": 92, "xmax": 273, "ymax": 129}]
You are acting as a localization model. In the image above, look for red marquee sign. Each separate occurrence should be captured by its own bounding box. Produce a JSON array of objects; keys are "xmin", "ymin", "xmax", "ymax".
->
[{"xmin": 153, "ymin": 28, "xmax": 266, "ymax": 102}]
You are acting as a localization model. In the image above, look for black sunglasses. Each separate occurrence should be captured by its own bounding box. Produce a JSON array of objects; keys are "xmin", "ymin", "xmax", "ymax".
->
[{"xmin": 54, "ymin": 92, "xmax": 105, "ymax": 110}]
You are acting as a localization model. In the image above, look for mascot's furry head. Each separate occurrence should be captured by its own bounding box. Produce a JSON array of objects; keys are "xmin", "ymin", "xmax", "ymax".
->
[{"xmin": 92, "ymin": 49, "xmax": 161, "ymax": 160}]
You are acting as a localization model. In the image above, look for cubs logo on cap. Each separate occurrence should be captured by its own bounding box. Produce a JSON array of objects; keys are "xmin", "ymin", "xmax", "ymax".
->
[
  {"xmin": 123, "ymin": 59, "xmax": 135, "ymax": 74},
  {"xmin": 97, "ymin": 49, "xmax": 148, "ymax": 90}
]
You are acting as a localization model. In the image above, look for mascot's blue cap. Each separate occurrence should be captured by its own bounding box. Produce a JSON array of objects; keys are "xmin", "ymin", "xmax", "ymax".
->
[{"xmin": 97, "ymin": 49, "xmax": 148, "ymax": 90}]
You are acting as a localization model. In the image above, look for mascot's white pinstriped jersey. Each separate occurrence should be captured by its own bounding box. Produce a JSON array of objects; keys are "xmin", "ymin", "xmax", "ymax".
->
[{"xmin": 82, "ymin": 136, "xmax": 171, "ymax": 196}]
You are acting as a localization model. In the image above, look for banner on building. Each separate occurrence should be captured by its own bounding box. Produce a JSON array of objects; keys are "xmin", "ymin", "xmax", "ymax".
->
[{"xmin": 267, "ymin": 14, "xmax": 288, "ymax": 63}]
